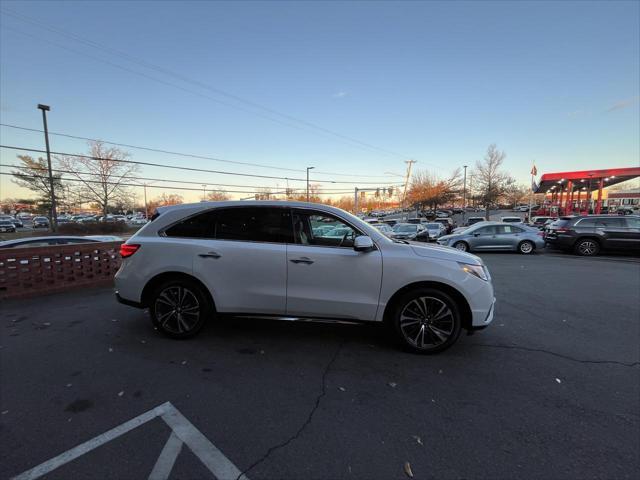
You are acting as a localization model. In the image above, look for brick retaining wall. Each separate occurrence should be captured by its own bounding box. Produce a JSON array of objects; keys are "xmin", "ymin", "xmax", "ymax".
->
[{"xmin": 0, "ymin": 242, "xmax": 123, "ymax": 300}]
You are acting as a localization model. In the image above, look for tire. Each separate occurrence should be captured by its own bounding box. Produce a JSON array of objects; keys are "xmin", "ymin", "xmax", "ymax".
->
[
  {"xmin": 518, "ymin": 240, "xmax": 535, "ymax": 255},
  {"xmin": 453, "ymin": 241, "xmax": 469, "ymax": 252},
  {"xmin": 574, "ymin": 238, "xmax": 600, "ymax": 256},
  {"xmin": 390, "ymin": 288, "xmax": 462, "ymax": 354},
  {"xmin": 149, "ymin": 278, "xmax": 212, "ymax": 338}
]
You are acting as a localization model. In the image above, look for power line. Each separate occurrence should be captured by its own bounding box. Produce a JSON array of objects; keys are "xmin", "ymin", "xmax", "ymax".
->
[
  {"xmin": 0, "ymin": 145, "xmax": 399, "ymax": 185},
  {"xmin": 1, "ymin": 11, "xmax": 424, "ymax": 166},
  {"xmin": 2, "ymin": 172, "xmax": 359, "ymax": 196},
  {"xmin": 0, "ymin": 123, "xmax": 396, "ymax": 178},
  {"xmin": 1, "ymin": 163, "xmax": 400, "ymax": 192}
]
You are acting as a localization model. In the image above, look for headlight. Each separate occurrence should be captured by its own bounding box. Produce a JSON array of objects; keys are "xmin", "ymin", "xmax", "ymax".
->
[{"xmin": 458, "ymin": 262, "xmax": 489, "ymax": 281}]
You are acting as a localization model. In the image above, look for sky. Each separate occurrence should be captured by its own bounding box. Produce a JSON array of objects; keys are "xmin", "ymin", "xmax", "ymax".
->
[{"xmin": 1, "ymin": 0, "xmax": 639, "ymax": 204}]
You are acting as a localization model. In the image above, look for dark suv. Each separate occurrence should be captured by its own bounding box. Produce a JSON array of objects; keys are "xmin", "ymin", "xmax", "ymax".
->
[{"xmin": 545, "ymin": 215, "xmax": 640, "ymax": 256}]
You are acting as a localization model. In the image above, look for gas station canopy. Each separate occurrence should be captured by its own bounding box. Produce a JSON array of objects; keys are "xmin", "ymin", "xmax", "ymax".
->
[{"xmin": 535, "ymin": 167, "xmax": 640, "ymax": 194}]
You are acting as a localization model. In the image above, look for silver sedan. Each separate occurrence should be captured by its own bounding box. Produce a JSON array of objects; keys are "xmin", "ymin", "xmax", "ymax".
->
[{"xmin": 437, "ymin": 222, "xmax": 545, "ymax": 254}]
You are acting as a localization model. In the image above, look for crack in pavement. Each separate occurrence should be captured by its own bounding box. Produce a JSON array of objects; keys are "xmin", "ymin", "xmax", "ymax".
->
[
  {"xmin": 236, "ymin": 339, "xmax": 345, "ymax": 480},
  {"xmin": 470, "ymin": 343, "xmax": 639, "ymax": 367}
]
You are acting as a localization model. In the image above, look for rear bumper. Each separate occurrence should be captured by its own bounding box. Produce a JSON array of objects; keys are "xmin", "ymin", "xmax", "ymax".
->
[{"xmin": 115, "ymin": 291, "xmax": 145, "ymax": 309}]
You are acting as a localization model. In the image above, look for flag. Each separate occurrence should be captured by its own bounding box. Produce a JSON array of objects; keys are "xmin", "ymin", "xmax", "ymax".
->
[
  {"xmin": 531, "ymin": 179, "xmax": 539, "ymax": 192},
  {"xmin": 530, "ymin": 164, "xmax": 537, "ymax": 176}
]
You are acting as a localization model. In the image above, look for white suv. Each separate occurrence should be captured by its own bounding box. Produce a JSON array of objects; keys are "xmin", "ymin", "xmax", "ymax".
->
[{"xmin": 115, "ymin": 201, "xmax": 495, "ymax": 353}]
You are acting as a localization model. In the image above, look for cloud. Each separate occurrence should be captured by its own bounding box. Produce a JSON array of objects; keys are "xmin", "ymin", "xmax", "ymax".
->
[
  {"xmin": 606, "ymin": 96, "xmax": 639, "ymax": 112},
  {"xmin": 332, "ymin": 91, "xmax": 348, "ymax": 98}
]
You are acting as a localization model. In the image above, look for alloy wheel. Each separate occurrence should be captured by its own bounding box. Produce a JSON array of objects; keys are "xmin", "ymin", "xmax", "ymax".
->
[
  {"xmin": 577, "ymin": 240, "xmax": 598, "ymax": 256},
  {"xmin": 399, "ymin": 297, "xmax": 455, "ymax": 350},
  {"xmin": 154, "ymin": 286, "xmax": 201, "ymax": 335},
  {"xmin": 454, "ymin": 241, "xmax": 468, "ymax": 251},
  {"xmin": 519, "ymin": 241, "xmax": 533, "ymax": 254}
]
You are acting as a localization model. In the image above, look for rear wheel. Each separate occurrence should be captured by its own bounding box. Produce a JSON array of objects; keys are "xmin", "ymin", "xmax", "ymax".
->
[
  {"xmin": 150, "ymin": 278, "xmax": 212, "ymax": 338},
  {"xmin": 453, "ymin": 241, "xmax": 469, "ymax": 252},
  {"xmin": 518, "ymin": 240, "xmax": 534, "ymax": 254},
  {"xmin": 574, "ymin": 238, "xmax": 600, "ymax": 256},
  {"xmin": 391, "ymin": 288, "xmax": 462, "ymax": 354}
]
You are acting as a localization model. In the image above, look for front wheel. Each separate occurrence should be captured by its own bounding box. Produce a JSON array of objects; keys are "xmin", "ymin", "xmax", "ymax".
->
[
  {"xmin": 391, "ymin": 288, "xmax": 462, "ymax": 354},
  {"xmin": 518, "ymin": 240, "xmax": 535, "ymax": 254},
  {"xmin": 453, "ymin": 241, "xmax": 469, "ymax": 252},
  {"xmin": 150, "ymin": 278, "xmax": 212, "ymax": 338}
]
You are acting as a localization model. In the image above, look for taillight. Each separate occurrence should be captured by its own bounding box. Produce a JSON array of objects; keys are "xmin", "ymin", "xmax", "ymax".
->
[
  {"xmin": 537, "ymin": 232, "xmax": 544, "ymax": 237},
  {"xmin": 120, "ymin": 244, "xmax": 140, "ymax": 258}
]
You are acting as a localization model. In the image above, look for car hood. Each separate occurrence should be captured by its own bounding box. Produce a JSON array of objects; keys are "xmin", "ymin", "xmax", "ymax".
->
[{"xmin": 409, "ymin": 241, "xmax": 482, "ymax": 265}]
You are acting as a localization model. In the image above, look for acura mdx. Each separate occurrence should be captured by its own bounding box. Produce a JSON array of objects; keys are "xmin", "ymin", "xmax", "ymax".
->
[{"xmin": 115, "ymin": 202, "xmax": 495, "ymax": 353}]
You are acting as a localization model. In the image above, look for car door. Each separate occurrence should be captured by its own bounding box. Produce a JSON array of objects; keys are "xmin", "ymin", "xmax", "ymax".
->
[
  {"xmin": 624, "ymin": 217, "xmax": 640, "ymax": 250},
  {"xmin": 286, "ymin": 208, "xmax": 383, "ymax": 321},
  {"xmin": 595, "ymin": 217, "xmax": 627, "ymax": 250},
  {"xmin": 494, "ymin": 224, "xmax": 519, "ymax": 250},
  {"xmin": 469, "ymin": 225, "xmax": 499, "ymax": 250},
  {"xmin": 176, "ymin": 206, "xmax": 291, "ymax": 315}
]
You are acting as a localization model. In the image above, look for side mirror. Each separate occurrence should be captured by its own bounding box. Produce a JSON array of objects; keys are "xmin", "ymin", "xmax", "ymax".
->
[
  {"xmin": 473, "ymin": 233, "xmax": 481, "ymax": 237},
  {"xmin": 354, "ymin": 235, "xmax": 375, "ymax": 252}
]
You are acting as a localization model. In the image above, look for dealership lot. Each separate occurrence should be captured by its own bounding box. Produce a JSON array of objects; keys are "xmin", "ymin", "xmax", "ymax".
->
[{"xmin": 1, "ymin": 252, "xmax": 638, "ymax": 480}]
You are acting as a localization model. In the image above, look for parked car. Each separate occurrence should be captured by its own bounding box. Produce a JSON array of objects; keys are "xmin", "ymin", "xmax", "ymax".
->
[
  {"xmin": 530, "ymin": 216, "xmax": 554, "ymax": 229},
  {"xmin": 501, "ymin": 216, "xmax": 523, "ymax": 223},
  {"xmin": 424, "ymin": 222, "xmax": 447, "ymax": 240},
  {"xmin": 85, "ymin": 235, "xmax": 124, "ymax": 242},
  {"xmin": 0, "ymin": 236, "xmax": 101, "ymax": 248},
  {"xmin": 391, "ymin": 222, "xmax": 426, "ymax": 240},
  {"xmin": 131, "ymin": 217, "xmax": 150, "ymax": 225},
  {"xmin": 437, "ymin": 221, "xmax": 544, "ymax": 254},
  {"xmin": 544, "ymin": 215, "xmax": 640, "ymax": 256},
  {"xmin": 115, "ymin": 201, "xmax": 495, "ymax": 353},
  {"xmin": 32, "ymin": 216, "xmax": 50, "ymax": 229},
  {"xmin": 0, "ymin": 220, "xmax": 17, "ymax": 233},
  {"xmin": 435, "ymin": 211, "xmax": 450, "ymax": 218},
  {"xmin": 371, "ymin": 223, "xmax": 394, "ymax": 237},
  {"xmin": 0, "ymin": 215, "xmax": 23, "ymax": 229},
  {"xmin": 465, "ymin": 217, "xmax": 487, "ymax": 227},
  {"xmin": 433, "ymin": 217, "xmax": 454, "ymax": 234}
]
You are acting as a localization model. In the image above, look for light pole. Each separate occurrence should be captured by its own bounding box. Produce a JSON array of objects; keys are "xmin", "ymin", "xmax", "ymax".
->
[
  {"xmin": 462, "ymin": 165, "xmax": 468, "ymax": 223},
  {"xmin": 202, "ymin": 184, "xmax": 207, "ymax": 201},
  {"xmin": 37, "ymin": 104, "xmax": 57, "ymax": 232},
  {"xmin": 306, "ymin": 167, "xmax": 314, "ymax": 202}
]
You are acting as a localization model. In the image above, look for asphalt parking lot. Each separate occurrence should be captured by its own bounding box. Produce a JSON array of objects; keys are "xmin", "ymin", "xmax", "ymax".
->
[{"xmin": 1, "ymin": 251, "xmax": 639, "ymax": 480}]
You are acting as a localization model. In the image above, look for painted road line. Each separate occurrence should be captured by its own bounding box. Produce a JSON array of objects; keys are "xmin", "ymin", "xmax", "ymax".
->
[
  {"xmin": 11, "ymin": 402, "xmax": 171, "ymax": 480},
  {"xmin": 148, "ymin": 432, "xmax": 183, "ymax": 480},
  {"xmin": 160, "ymin": 405, "xmax": 248, "ymax": 480},
  {"xmin": 11, "ymin": 402, "xmax": 248, "ymax": 480}
]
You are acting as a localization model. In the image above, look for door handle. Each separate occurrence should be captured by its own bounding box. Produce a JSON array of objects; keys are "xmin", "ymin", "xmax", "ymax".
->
[
  {"xmin": 290, "ymin": 257, "xmax": 314, "ymax": 265},
  {"xmin": 198, "ymin": 251, "xmax": 221, "ymax": 259}
]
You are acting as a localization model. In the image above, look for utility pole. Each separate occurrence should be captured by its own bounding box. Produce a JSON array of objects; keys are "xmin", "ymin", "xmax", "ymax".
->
[
  {"xmin": 462, "ymin": 165, "xmax": 468, "ymax": 223},
  {"xmin": 354, "ymin": 187, "xmax": 359, "ymax": 214},
  {"xmin": 143, "ymin": 183, "xmax": 149, "ymax": 219},
  {"xmin": 202, "ymin": 184, "xmax": 207, "ymax": 201},
  {"xmin": 37, "ymin": 104, "xmax": 57, "ymax": 232},
  {"xmin": 306, "ymin": 166, "xmax": 314, "ymax": 202},
  {"xmin": 402, "ymin": 160, "xmax": 416, "ymax": 207}
]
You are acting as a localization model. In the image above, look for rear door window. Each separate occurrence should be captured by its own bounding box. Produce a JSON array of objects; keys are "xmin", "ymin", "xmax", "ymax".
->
[
  {"xmin": 164, "ymin": 210, "xmax": 217, "ymax": 238},
  {"xmin": 216, "ymin": 207, "xmax": 293, "ymax": 243}
]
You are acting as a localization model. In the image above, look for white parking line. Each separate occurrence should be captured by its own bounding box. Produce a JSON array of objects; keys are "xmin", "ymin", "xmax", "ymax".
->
[
  {"xmin": 148, "ymin": 432, "xmax": 183, "ymax": 480},
  {"xmin": 11, "ymin": 402, "xmax": 248, "ymax": 480}
]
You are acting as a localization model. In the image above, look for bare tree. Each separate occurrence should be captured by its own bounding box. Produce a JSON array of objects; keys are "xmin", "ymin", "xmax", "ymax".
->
[
  {"xmin": 57, "ymin": 141, "xmax": 139, "ymax": 217},
  {"xmin": 206, "ymin": 190, "xmax": 230, "ymax": 201},
  {"xmin": 504, "ymin": 183, "xmax": 529, "ymax": 208},
  {"xmin": 474, "ymin": 144, "xmax": 515, "ymax": 219}
]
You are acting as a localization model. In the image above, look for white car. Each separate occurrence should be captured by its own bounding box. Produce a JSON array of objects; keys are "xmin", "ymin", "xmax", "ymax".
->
[{"xmin": 115, "ymin": 201, "xmax": 495, "ymax": 353}]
